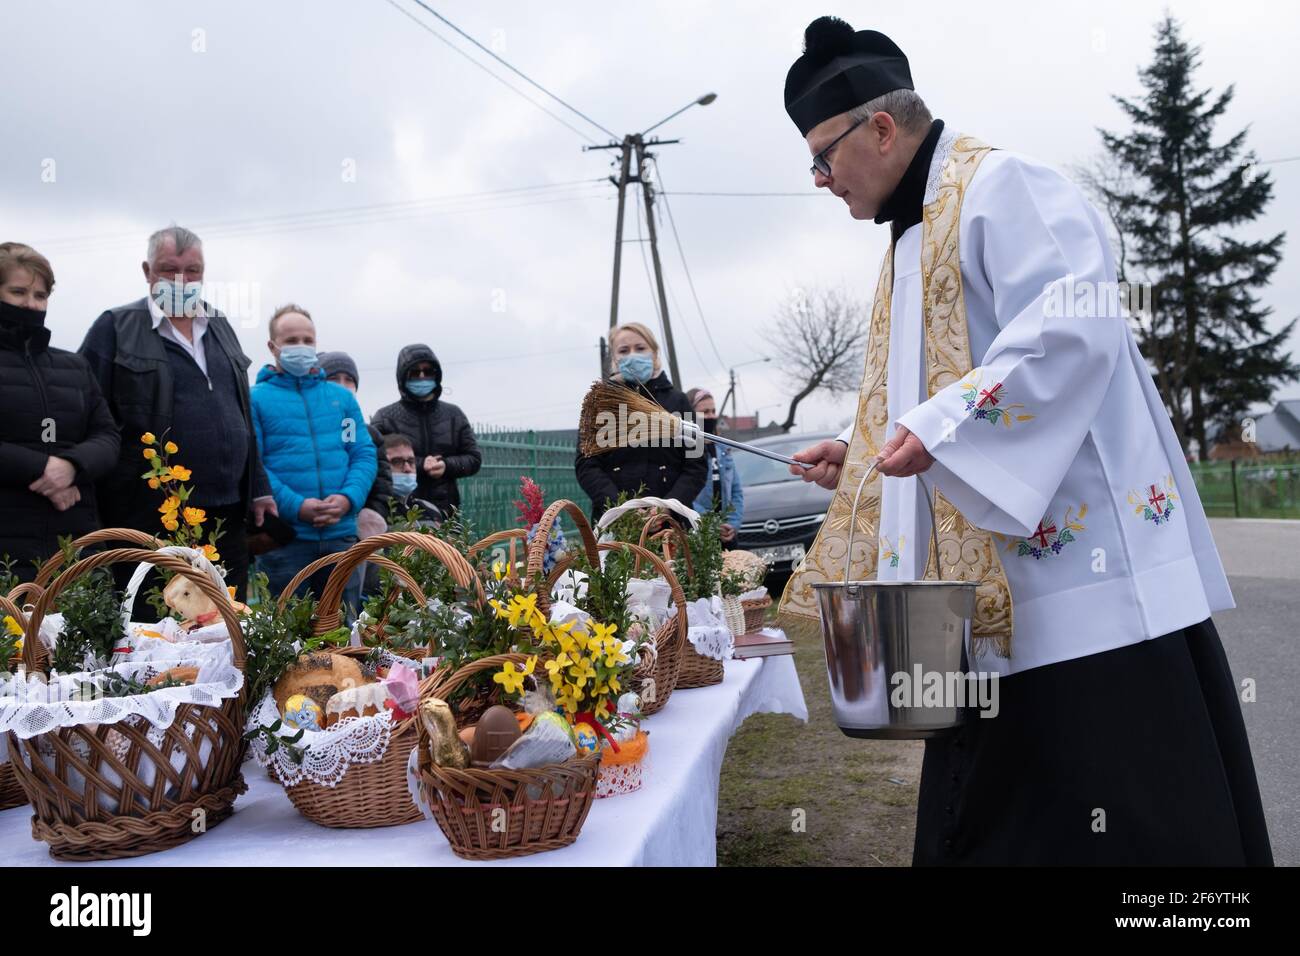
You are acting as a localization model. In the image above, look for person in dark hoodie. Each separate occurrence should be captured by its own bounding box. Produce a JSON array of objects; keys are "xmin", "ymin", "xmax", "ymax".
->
[
  {"xmin": 575, "ymin": 321, "xmax": 707, "ymax": 522},
  {"xmin": 0, "ymin": 243, "xmax": 120, "ymax": 580},
  {"xmin": 370, "ymin": 344, "xmax": 481, "ymax": 517}
]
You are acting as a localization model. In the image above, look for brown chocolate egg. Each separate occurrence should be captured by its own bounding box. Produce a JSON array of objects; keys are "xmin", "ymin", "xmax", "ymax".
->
[{"xmin": 470, "ymin": 705, "xmax": 522, "ymax": 767}]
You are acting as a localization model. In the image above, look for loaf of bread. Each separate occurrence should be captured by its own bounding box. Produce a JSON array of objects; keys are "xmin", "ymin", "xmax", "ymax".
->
[{"xmin": 273, "ymin": 651, "xmax": 373, "ymax": 716}]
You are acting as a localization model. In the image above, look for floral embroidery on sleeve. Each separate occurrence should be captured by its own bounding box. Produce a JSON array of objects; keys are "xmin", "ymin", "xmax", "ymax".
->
[
  {"xmin": 959, "ymin": 370, "xmax": 1034, "ymax": 428},
  {"xmin": 1126, "ymin": 475, "xmax": 1178, "ymax": 525},
  {"xmin": 995, "ymin": 504, "xmax": 1087, "ymax": 559},
  {"xmin": 879, "ymin": 535, "xmax": 904, "ymax": 568}
]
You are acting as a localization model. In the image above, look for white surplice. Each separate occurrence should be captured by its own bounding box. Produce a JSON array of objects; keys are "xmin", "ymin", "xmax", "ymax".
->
[{"xmin": 838, "ymin": 128, "xmax": 1234, "ymax": 677}]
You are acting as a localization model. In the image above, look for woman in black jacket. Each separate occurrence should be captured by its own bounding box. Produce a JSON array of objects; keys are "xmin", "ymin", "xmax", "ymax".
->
[
  {"xmin": 576, "ymin": 321, "xmax": 707, "ymax": 522},
  {"xmin": 0, "ymin": 243, "xmax": 120, "ymax": 581},
  {"xmin": 371, "ymin": 344, "xmax": 481, "ymax": 517}
]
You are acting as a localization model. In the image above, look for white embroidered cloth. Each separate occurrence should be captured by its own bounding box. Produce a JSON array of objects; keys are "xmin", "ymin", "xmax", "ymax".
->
[{"xmin": 675, "ymin": 596, "xmax": 733, "ymax": 660}]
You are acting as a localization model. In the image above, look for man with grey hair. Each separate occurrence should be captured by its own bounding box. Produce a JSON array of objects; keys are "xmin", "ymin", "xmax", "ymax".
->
[
  {"xmin": 80, "ymin": 225, "xmax": 276, "ymax": 599},
  {"xmin": 779, "ymin": 16, "xmax": 1270, "ymax": 866}
]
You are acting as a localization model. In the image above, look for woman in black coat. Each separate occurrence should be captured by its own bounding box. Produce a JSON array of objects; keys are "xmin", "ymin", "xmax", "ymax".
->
[
  {"xmin": 0, "ymin": 243, "xmax": 120, "ymax": 581},
  {"xmin": 575, "ymin": 321, "xmax": 707, "ymax": 522}
]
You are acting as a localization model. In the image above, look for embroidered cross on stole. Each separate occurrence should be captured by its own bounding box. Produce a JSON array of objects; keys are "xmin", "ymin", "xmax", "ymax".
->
[{"xmin": 778, "ymin": 135, "xmax": 1015, "ymax": 659}]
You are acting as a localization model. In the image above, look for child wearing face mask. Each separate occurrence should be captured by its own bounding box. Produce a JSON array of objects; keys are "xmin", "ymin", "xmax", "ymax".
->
[{"xmin": 574, "ymin": 322, "xmax": 708, "ymax": 522}]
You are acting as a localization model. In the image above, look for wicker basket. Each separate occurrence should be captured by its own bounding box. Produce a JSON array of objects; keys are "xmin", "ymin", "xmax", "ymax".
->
[
  {"xmin": 417, "ymin": 653, "xmax": 601, "ymax": 860},
  {"xmin": 7, "ymin": 549, "xmax": 248, "ymax": 860},
  {"xmin": 32, "ymin": 528, "xmax": 161, "ymax": 589},
  {"xmin": 0, "ymin": 592, "xmax": 30, "ymax": 811},
  {"xmin": 638, "ymin": 515, "xmax": 725, "ymax": 689},
  {"xmin": 272, "ymin": 532, "xmax": 481, "ymax": 829},
  {"xmin": 528, "ymin": 500, "xmax": 688, "ymax": 717},
  {"xmin": 741, "ymin": 593, "xmax": 773, "ymax": 633}
]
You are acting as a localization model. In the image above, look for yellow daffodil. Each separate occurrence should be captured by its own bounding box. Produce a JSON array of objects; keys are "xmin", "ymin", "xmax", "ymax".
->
[
  {"xmin": 143, "ymin": 448, "xmax": 157, "ymax": 460},
  {"xmin": 169, "ymin": 465, "xmax": 192, "ymax": 481},
  {"xmin": 183, "ymin": 507, "xmax": 206, "ymax": 526},
  {"xmin": 141, "ymin": 432, "xmax": 156, "ymax": 445},
  {"xmin": 164, "ymin": 440, "xmax": 179, "ymax": 454}
]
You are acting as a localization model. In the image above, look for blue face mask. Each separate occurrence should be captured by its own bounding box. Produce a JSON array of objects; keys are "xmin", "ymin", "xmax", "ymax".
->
[
  {"xmin": 392, "ymin": 471, "xmax": 418, "ymax": 496},
  {"xmin": 618, "ymin": 353, "xmax": 655, "ymax": 384},
  {"xmin": 278, "ymin": 345, "xmax": 317, "ymax": 378},
  {"xmin": 151, "ymin": 279, "xmax": 203, "ymax": 318},
  {"xmin": 406, "ymin": 378, "xmax": 437, "ymax": 397}
]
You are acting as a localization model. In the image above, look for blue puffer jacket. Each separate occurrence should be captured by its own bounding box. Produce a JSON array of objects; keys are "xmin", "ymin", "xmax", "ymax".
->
[{"xmin": 251, "ymin": 366, "xmax": 377, "ymax": 541}]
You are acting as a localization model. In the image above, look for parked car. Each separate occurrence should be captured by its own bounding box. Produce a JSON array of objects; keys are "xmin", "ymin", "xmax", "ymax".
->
[{"xmin": 732, "ymin": 431, "xmax": 836, "ymax": 573}]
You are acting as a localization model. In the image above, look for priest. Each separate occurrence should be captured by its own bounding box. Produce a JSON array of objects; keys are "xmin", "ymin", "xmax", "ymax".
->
[{"xmin": 778, "ymin": 15, "xmax": 1272, "ymax": 865}]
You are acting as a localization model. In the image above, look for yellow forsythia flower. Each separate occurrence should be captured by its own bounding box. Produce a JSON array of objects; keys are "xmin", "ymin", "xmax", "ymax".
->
[
  {"xmin": 143, "ymin": 448, "xmax": 158, "ymax": 460},
  {"xmin": 141, "ymin": 432, "xmax": 156, "ymax": 445},
  {"xmin": 203, "ymin": 544, "xmax": 222, "ymax": 562},
  {"xmin": 163, "ymin": 518, "xmax": 180, "ymax": 532},
  {"xmin": 169, "ymin": 465, "xmax": 192, "ymax": 481},
  {"xmin": 159, "ymin": 496, "xmax": 181, "ymax": 514},
  {"xmin": 147, "ymin": 477, "xmax": 161, "ymax": 489},
  {"xmin": 3, "ymin": 615, "xmax": 22, "ymax": 637},
  {"xmin": 183, "ymin": 507, "xmax": 206, "ymax": 526},
  {"xmin": 164, "ymin": 441, "xmax": 179, "ymax": 454}
]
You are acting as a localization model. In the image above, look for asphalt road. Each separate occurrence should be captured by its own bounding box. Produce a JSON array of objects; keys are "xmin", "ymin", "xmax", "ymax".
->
[{"xmin": 1206, "ymin": 518, "xmax": 1298, "ymax": 866}]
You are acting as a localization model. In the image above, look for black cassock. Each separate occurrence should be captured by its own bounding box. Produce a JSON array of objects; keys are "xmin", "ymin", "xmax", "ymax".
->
[{"xmin": 912, "ymin": 618, "xmax": 1273, "ymax": 865}]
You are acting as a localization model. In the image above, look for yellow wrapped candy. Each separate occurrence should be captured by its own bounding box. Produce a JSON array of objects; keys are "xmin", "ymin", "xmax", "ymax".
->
[
  {"xmin": 283, "ymin": 694, "xmax": 323, "ymax": 732},
  {"xmin": 573, "ymin": 721, "xmax": 601, "ymax": 755}
]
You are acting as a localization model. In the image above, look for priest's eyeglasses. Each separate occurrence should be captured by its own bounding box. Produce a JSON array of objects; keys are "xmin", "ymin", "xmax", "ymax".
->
[{"xmin": 810, "ymin": 114, "xmax": 870, "ymax": 177}]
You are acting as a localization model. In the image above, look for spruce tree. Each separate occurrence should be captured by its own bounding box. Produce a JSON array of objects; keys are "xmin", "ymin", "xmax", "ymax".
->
[{"xmin": 1096, "ymin": 15, "xmax": 1294, "ymax": 460}]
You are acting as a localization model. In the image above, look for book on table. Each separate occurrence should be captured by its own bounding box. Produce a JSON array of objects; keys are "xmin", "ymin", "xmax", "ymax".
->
[{"xmin": 732, "ymin": 628, "xmax": 793, "ymax": 659}]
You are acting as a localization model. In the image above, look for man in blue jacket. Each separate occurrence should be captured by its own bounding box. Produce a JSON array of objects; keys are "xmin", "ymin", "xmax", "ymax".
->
[{"xmin": 251, "ymin": 304, "xmax": 376, "ymax": 613}]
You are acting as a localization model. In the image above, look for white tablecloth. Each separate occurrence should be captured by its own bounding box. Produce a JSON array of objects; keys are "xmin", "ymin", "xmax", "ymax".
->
[{"xmin": 0, "ymin": 651, "xmax": 807, "ymax": 867}]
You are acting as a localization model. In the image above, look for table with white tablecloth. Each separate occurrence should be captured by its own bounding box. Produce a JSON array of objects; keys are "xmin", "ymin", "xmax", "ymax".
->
[{"xmin": 0, "ymin": 650, "xmax": 807, "ymax": 866}]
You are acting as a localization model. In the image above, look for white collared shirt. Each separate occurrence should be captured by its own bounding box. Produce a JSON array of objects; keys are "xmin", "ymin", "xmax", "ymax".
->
[{"xmin": 148, "ymin": 294, "xmax": 210, "ymax": 384}]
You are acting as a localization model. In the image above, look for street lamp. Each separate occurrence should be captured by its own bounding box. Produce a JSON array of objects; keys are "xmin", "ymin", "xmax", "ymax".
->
[
  {"xmin": 720, "ymin": 357, "xmax": 771, "ymax": 426},
  {"xmin": 642, "ymin": 92, "xmax": 718, "ymax": 136}
]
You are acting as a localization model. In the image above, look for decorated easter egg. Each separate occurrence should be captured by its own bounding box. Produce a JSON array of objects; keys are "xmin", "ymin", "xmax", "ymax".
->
[
  {"xmin": 283, "ymin": 694, "xmax": 323, "ymax": 732},
  {"xmin": 573, "ymin": 721, "xmax": 600, "ymax": 755}
]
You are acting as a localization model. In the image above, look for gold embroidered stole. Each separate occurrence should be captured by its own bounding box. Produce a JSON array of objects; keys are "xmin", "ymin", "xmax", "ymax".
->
[{"xmin": 777, "ymin": 135, "xmax": 1014, "ymax": 658}]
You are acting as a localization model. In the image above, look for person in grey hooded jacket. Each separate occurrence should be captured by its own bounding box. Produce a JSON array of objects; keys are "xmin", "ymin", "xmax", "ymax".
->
[{"xmin": 370, "ymin": 344, "xmax": 481, "ymax": 515}]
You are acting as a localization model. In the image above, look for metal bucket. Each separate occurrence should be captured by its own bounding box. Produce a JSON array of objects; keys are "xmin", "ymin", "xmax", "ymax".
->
[{"xmin": 812, "ymin": 465, "xmax": 977, "ymax": 739}]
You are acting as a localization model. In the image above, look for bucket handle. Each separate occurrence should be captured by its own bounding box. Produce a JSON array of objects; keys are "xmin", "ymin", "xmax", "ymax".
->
[{"xmin": 844, "ymin": 460, "xmax": 943, "ymax": 582}]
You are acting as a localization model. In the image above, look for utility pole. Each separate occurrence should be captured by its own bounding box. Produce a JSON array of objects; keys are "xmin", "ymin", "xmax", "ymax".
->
[{"xmin": 583, "ymin": 93, "xmax": 716, "ymax": 389}]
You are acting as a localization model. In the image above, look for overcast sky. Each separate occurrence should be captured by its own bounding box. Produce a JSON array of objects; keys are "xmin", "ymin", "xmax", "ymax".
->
[{"xmin": 4, "ymin": 0, "xmax": 1297, "ymax": 433}]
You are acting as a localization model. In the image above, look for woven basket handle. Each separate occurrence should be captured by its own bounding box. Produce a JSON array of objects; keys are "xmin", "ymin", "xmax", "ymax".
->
[
  {"xmin": 426, "ymin": 651, "xmax": 533, "ymax": 706},
  {"xmin": 637, "ymin": 511, "xmax": 693, "ymax": 578},
  {"xmin": 543, "ymin": 540, "xmax": 689, "ymax": 655},
  {"xmin": 468, "ymin": 529, "xmax": 528, "ymax": 579},
  {"xmin": 33, "ymin": 527, "xmax": 160, "ymax": 588},
  {"xmin": 276, "ymin": 552, "xmax": 425, "ymax": 612},
  {"xmin": 526, "ymin": 500, "xmax": 599, "ymax": 614},
  {"xmin": 6, "ymin": 581, "xmax": 43, "ymax": 609},
  {"xmin": 0, "ymin": 594, "xmax": 28, "ymax": 634},
  {"xmin": 23, "ymin": 548, "xmax": 247, "ymax": 674},
  {"xmin": 315, "ymin": 532, "xmax": 483, "ymax": 634}
]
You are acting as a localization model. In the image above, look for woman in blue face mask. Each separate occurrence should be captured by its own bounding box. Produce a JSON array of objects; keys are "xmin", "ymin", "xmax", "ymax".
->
[{"xmin": 574, "ymin": 322, "xmax": 708, "ymax": 522}]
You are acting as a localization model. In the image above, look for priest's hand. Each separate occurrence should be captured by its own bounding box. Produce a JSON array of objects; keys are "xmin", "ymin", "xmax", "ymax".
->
[
  {"xmin": 875, "ymin": 426, "xmax": 934, "ymax": 478},
  {"xmin": 790, "ymin": 439, "xmax": 846, "ymax": 490}
]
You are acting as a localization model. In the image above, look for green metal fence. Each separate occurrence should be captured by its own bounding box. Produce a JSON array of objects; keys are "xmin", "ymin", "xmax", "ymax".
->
[
  {"xmin": 458, "ymin": 425, "xmax": 587, "ymax": 536},
  {"xmin": 1188, "ymin": 458, "xmax": 1300, "ymax": 519}
]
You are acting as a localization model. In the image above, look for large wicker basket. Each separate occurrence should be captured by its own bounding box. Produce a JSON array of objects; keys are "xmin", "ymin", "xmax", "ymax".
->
[
  {"xmin": 0, "ymin": 591, "xmax": 33, "ymax": 811},
  {"xmin": 32, "ymin": 528, "xmax": 161, "ymax": 589},
  {"xmin": 467, "ymin": 528, "xmax": 529, "ymax": 583},
  {"xmin": 7, "ymin": 548, "xmax": 248, "ymax": 860},
  {"xmin": 527, "ymin": 500, "xmax": 687, "ymax": 717},
  {"xmin": 272, "ymin": 532, "xmax": 480, "ymax": 829},
  {"xmin": 741, "ymin": 594, "xmax": 773, "ymax": 633},
  {"xmin": 417, "ymin": 653, "xmax": 601, "ymax": 860},
  {"xmin": 638, "ymin": 514, "xmax": 725, "ymax": 689}
]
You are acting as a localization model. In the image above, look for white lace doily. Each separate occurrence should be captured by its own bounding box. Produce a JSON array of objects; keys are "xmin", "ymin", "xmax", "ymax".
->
[
  {"xmin": 676, "ymin": 596, "xmax": 734, "ymax": 661},
  {"xmin": 0, "ymin": 656, "xmax": 243, "ymax": 740},
  {"xmin": 247, "ymin": 648, "xmax": 410, "ymax": 788}
]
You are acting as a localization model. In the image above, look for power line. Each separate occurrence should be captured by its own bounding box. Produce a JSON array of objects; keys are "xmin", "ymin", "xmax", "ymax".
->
[
  {"xmin": 380, "ymin": 0, "xmax": 599, "ymax": 144},
  {"xmin": 651, "ymin": 158, "xmax": 728, "ymax": 372},
  {"xmin": 32, "ymin": 180, "xmax": 608, "ymax": 250},
  {"xmin": 38, "ymin": 188, "xmax": 612, "ymax": 255},
  {"xmin": 401, "ymin": 0, "xmax": 618, "ymax": 141},
  {"xmin": 661, "ymin": 190, "xmax": 826, "ymax": 197}
]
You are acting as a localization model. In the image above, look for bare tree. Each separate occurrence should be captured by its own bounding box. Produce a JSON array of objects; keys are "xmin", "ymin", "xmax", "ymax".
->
[{"xmin": 763, "ymin": 285, "xmax": 868, "ymax": 432}]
